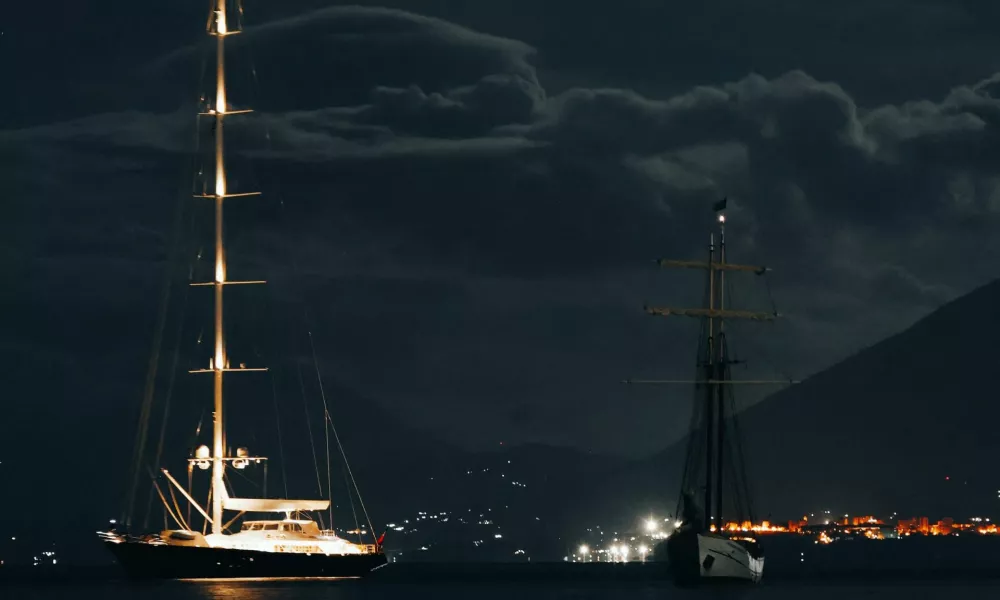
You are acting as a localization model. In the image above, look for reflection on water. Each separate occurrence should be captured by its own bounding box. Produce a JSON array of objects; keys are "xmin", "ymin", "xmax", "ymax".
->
[
  {"xmin": 8, "ymin": 580, "xmax": 1000, "ymax": 600},
  {"xmin": 8, "ymin": 581, "xmax": 665, "ymax": 600}
]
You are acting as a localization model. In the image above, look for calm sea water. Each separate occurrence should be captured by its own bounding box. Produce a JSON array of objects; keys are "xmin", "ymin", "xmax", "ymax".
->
[{"xmin": 7, "ymin": 580, "xmax": 1000, "ymax": 600}]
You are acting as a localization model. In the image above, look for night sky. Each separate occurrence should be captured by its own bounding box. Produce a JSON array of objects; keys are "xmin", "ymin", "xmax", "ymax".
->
[{"xmin": 3, "ymin": 0, "xmax": 1000, "ymax": 532}]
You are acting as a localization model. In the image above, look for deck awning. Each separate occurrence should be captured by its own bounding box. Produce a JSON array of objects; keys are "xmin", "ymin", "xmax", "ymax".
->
[{"xmin": 223, "ymin": 498, "xmax": 330, "ymax": 513}]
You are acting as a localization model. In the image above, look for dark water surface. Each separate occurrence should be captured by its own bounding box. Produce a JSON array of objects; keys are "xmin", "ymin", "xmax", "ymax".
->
[{"xmin": 7, "ymin": 579, "xmax": 1000, "ymax": 600}]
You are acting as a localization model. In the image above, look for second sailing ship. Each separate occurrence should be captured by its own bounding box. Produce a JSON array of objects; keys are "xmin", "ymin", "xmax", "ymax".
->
[{"xmin": 638, "ymin": 199, "xmax": 783, "ymax": 584}]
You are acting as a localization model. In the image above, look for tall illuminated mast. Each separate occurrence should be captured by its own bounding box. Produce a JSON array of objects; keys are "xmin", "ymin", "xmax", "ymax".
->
[
  {"xmin": 211, "ymin": 0, "xmax": 229, "ymax": 538},
  {"xmin": 194, "ymin": 0, "xmax": 263, "ymax": 535}
]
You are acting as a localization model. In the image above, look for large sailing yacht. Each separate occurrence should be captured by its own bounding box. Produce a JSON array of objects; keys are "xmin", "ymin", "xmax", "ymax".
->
[
  {"xmin": 635, "ymin": 200, "xmax": 782, "ymax": 584},
  {"xmin": 97, "ymin": 0, "xmax": 387, "ymax": 579}
]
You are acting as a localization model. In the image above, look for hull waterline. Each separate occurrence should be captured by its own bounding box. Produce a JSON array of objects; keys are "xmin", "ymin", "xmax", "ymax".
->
[{"xmin": 104, "ymin": 540, "xmax": 387, "ymax": 580}]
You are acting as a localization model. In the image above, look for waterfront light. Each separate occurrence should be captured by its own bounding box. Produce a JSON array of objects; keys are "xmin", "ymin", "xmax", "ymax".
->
[{"xmin": 645, "ymin": 518, "xmax": 657, "ymax": 532}]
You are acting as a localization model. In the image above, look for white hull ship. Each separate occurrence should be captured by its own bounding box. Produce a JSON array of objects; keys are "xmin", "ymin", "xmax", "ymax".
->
[
  {"xmin": 98, "ymin": 0, "xmax": 386, "ymax": 579},
  {"xmin": 665, "ymin": 527, "xmax": 764, "ymax": 584},
  {"xmin": 632, "ymin": 199, "xmax": 786, "ymax": 585}
]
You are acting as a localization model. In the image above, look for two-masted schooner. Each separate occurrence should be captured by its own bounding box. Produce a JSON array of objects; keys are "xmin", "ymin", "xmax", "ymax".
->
[
  {"xmin": 634, "ymin": 199, "xmax": 785, "ymax": 584},
  {"xmin": 98, "ymin": 0, "xmax": 387, "ymax": 579}
]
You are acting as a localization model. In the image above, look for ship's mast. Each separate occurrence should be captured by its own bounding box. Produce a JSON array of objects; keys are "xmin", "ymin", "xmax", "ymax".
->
[
  {"xmin": 195, "ymin": 0, "xmax": 264, "ymax": 535},
  {"xmin": 715, "ymin": 213, "xmax": 727, "ymax": 532},
  {"xmin": 211, "ymin": 0, "xmax": 229, "ymax": 536},
  {"xmin": 632, "ymin": 200, "xmax": 785, "ymax": 534},
  {"xmin": 703, "ymin": 233, "xmax": 716, "ymax": 533}
]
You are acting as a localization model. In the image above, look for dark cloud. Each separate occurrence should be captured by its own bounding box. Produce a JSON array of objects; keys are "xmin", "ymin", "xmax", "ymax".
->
[{"xmin": 5, "ymin": 4, "xmax": 1000, "ymax": 461}]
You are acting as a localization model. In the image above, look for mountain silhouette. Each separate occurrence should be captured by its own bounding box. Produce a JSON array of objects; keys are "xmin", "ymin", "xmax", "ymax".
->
[{"xmin": 583, "ymin": 278, "xmax": 1000, "ymax": 525}]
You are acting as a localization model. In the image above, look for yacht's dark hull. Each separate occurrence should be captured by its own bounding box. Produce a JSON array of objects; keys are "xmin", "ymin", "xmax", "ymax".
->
[{"xmin": 104, "ymin": 540, "xmax": 387, "ymax": 580}]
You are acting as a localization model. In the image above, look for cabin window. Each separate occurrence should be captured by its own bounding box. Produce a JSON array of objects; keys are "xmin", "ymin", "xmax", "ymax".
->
[{"xmin": 264, "ymin": 524, "xmax": 279, "ymax": 530}]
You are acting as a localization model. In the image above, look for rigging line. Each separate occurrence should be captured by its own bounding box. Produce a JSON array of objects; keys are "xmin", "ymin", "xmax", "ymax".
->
[
  {"xmin": 720, "ymin": 362, "xmax": 747, "ymax": 523},
  {"xmin": 269, "ymin": 372, "xmax": 290, "ymax": 498},
  {"xmin": 191, "ymin": 408, "xmax": 206, "ymax": 448},
  {"xmin": 726, "ymin": 360, "xmax": 753, "ymax": 520},
  {"xmin": 326, "ymin": 407, "xmax": 376, "ymax": 540},
  {"xmin": 201, "ymin": 488, "xmax": 212, "ymax": 535},
  {"xmin": 238, "ymin": 5, "xmax": 326, "ymax": 518},
  {"xmin": 308, "ymin": 330, "xmax": 335, "ymax": 530},
  {"xmin": 242, "ymin": 3, "xmax": 271, "ymax": 148},
  {"xmin": 727, "ymin": 385, "xmax": 755, "ymax": 522},
  {"xmin": 243, "ymin": 6, "xmax": 375, "ymax": 535},
  {"xmin": 243, "ymin": 0, "xmax": 323, "ymax": 486},
  {"xmin": 138, "ymin": 33, "xmax": 210, "ymax": 531},
  {"xmin": 151, "ymin": 478, "xmax": 184, "ymax": 531},
  {"xmin": 675, "ymin": 258, "xmax": 714, "ymax": 517},
  {"xmin": 166, "ymin": 479, "xmax": 190, "ymax": 531},
  {"xmin": 297, "ymin": 362, "xmax": 325, "ymax": 500},
  {"xmin": 226, "ymin": 464, "xmax": 261, "ymax": 488},
  {"xmin": 142, "ymin": 242, "xmax": 194, "ymax": 530},
  {"xmin": 762, "ymin": 271, "xmax": 779, "ymax": 317},
  {"xmin": 731, "ymin": 272, "xmax": 794, "ymax": 385},
  {"xmin": 122, "ymin": 242, "xmax": 173, "ymax": 529},
  {"xmin": 340, "ymin": 457, "xmax": 361, "ymax": 542},
  {"xmin": 220, "ymin": 0, "xmax": 269, "ymax": 222},
  {"xmin": 304, "ymin": 318, "xmax": 377, "ymax": 538},
  {"xmin": 143, "ymin": 146, "xmax": 202, "ymax": 529},
  {"xmin": 123, "ymin": 103, "xmax": 205, "ymax": 534},
  {"xmin": 140, "ymin": 168, "xmax": 198, "ymax": 530},
  {"xmin": 146, "ymin": 466, "xmax": 185, "ymax": 530},
  {"xmin": 237, "ymin": 3, "xmax": 300, "ymax": 507}
]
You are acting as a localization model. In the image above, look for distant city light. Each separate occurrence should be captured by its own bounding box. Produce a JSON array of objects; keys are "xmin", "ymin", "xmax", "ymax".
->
[{"xmin": 645, "ymin": 518, "xmax": 657, "ymax": 532}]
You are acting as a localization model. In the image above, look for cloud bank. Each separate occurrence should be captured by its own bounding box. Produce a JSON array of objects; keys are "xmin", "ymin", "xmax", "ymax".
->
[{"xmin": 3, "ymin": 6, "xmax": 1000, "ymax": 455}]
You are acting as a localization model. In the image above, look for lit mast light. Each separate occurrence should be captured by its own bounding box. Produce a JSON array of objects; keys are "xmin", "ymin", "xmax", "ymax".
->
[
  {"xmin": 216, "ymin": 9, "xmax": 228, "ymax": 36},
  {"xmin": 214, "ymin": 9, "xmax": 227, "ymax": 115}
]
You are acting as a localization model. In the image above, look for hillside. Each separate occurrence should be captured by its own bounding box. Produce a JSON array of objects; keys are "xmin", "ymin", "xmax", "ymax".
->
[
  {"xmin": 739, "ymin": 278, "xmax": 1000, "ymax": 518},
  {"xmin": 587, "ymin": 278, "xmax": 1000, "ymax": 523}
]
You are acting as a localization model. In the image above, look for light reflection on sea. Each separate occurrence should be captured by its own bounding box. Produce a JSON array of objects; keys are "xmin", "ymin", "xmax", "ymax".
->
[{"xmin": 9, "ymin": 580, "xmax": 1000, "ymax": 600}]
